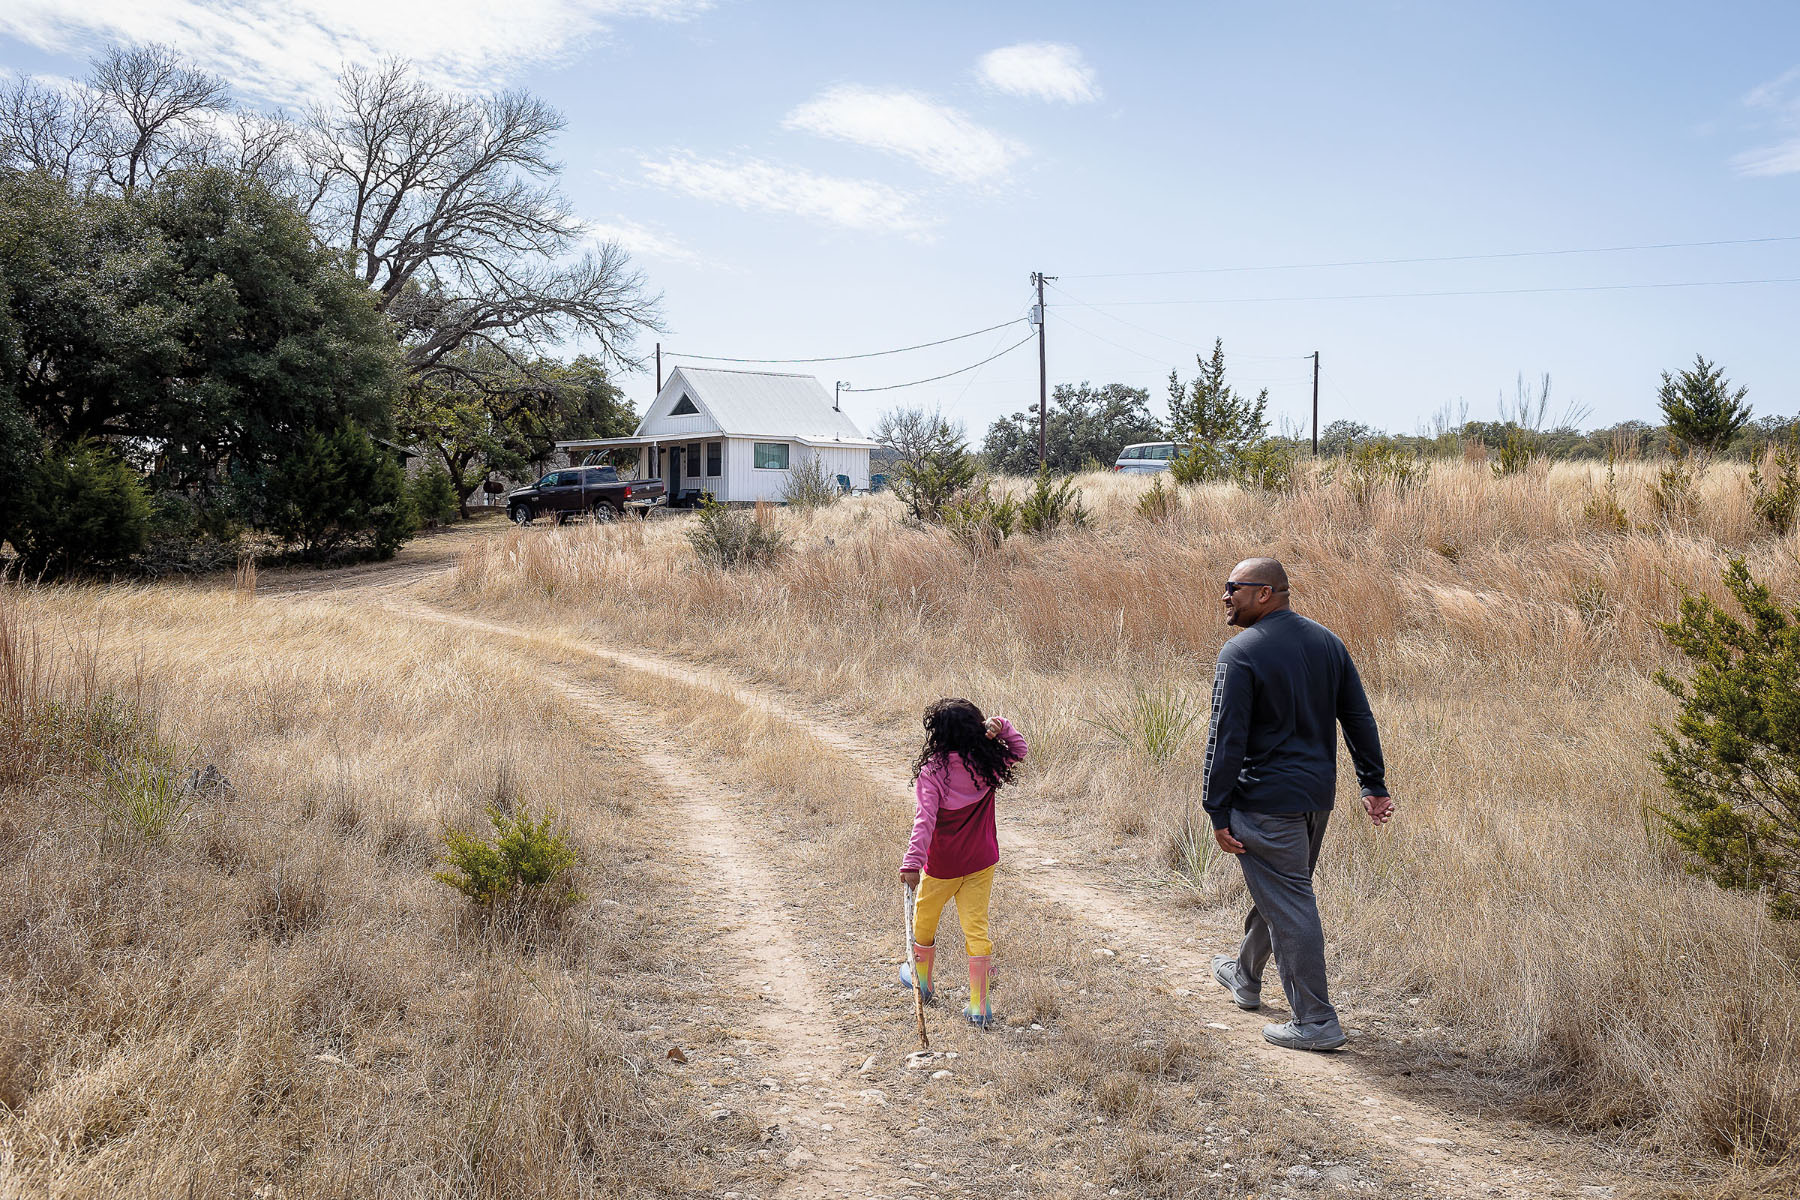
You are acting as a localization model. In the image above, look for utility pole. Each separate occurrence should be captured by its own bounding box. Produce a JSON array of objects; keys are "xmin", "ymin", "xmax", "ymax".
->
[
  {"xmin": 656, "ymin": 342, "xmax": 663, "ymax": 393},
  {"xmin": 1032, "ymin": 271, "xmax": 1055, "ymax": 469},
  {"xmin": 1310, "ymin": 350, "xmax": 1320, "ymax": 455}
]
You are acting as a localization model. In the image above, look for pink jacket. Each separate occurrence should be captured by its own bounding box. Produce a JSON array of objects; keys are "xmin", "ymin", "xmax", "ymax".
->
[{"xmin": 901, "ymin": 717, "xmax": 1028, "ymax": 874}]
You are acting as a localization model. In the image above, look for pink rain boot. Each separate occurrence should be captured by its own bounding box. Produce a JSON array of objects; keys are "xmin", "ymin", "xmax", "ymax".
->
[
  {"xmin": 965, "ymin": 955, "xmax": 998, "ymax": 1028},
  {"xmin": 899, "ymin": 941, "xmax": 935, "ymax": 1002}
]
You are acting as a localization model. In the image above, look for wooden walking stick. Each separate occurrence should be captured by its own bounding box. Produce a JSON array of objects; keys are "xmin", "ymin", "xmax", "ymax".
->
[{"xmin": 903, "ymin": 884, "xmax": 929, "ymax": 1050}]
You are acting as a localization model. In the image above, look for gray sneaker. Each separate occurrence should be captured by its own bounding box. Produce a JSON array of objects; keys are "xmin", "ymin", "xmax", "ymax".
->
[
  {"xmin": 1262, "ymin": 1020, "xmax": 1347, "ymax": 1051},
  {"xmin": 1210, "ymin": 954, "xmax": 1261, "ymax": 1010}
]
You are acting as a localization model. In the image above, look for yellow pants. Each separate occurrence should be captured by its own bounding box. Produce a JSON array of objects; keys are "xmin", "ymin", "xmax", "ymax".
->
[{"xmin": 913, "ymin": 865, "xmax": 994, "ymax": 958}]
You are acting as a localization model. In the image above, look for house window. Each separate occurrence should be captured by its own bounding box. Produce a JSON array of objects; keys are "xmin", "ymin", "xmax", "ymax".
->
[
  {"xmin": 706, "ymin": 442, "xmax": 722, "ymax": 476},
  {"xmin": 670, "ymin": 394, "xmax": 698, "ymax": 416},
  {"xmin": 687, "ymin": 442, "xmax": 701, "ymax": 470},
  {"xmin": 753, "ymin": 442, "xmax": 790, "ymax": 470}
]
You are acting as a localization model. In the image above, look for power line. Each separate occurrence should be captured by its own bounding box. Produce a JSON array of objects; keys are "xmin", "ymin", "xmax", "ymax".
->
[
  {"xmin": 1061, "ymin": 275, "xmax": 1800, "ymax": 307},
  {"xmin": 1052, "ymin": 306, "xmax": 1315, "ymax": 382},
  {"xmin": 1051, "ymin": 308, "xmax": 1172, "ymax": 367},
  {"xmin": 664, "ymin": 316, "xmax": 1027, "ymax": 365},
  {"xmin": 1064, "ymin": 234, "xmax": 1800, "ymax": 280},
  {"xmin": 844, "ymin": 334, "xmax": 1037, "ymax": 393},
  {"xmin": 953, "ymin": 285, "xmax": 1039, "ymax": 406},
  {"xmin": 1046, "ymin": 282, "xmax": 1309, "ymax": 359}
]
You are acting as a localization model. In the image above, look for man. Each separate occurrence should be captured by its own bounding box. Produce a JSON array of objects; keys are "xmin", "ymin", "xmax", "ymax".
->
[{"xmin": 1202, "ymin": 556, "xmax": 1392, "ymax": 1051}]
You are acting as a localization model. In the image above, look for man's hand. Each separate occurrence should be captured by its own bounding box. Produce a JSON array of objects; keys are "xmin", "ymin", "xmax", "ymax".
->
[
  {"xmin": 1363, "ymin": 793, "xmax": 1394, "ymax": 826},
  {"xmin": 1213, "ymin": 826, "xmax": 1246, "ymax": 855},
  {"xmin": 900, "ymin": 870, "xmax": 921, "ymax": 891}
]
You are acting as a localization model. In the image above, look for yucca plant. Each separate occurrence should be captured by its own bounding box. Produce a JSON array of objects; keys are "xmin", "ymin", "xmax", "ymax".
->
[
  {"xmin": 1168, "ymin": 815, "xmax": 1217, "ymax": 886},
  {"xmin": 91, "ymin": 750, "xmax": 194, "ymax": 840},
  {"xmin": 1085, "ymin": 683, "xmax": 1201, "ymax": 762}
]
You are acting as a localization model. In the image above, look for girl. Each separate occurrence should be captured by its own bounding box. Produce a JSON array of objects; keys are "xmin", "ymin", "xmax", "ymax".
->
[{"xmin": 899, "ymin": 698, "xmax": 1027, "ymax": 1028}]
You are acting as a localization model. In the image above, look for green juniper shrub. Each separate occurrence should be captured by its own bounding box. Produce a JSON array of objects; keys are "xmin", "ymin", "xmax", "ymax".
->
[
  {"xmin": 686, "ymin": 497, "xmax": 787, "ymax": 568},
  {"xmin": 941, "ymin": 478, "xmax": 1020, "ymax": 551},
  {"xmin": 407, "ymin": 465, "xmax": 461, "ymax": 529},
  {"xmin": 12, "ymin": 440, "xmax": 151, "ymax": 577},
  {"xmin": 1652, "ymin": 442, "xmax": 1697, "ymax": 522},
  {"xmin": 1748, "ymin": 441, "xmax": 1800, "ymax": 534},
  {"xmin": 1136, "ymin": 474, "xmax": 1178, "ymax": 523},
  {"xmin": 1231, "ymin": 439, "xmax": 1301, "ymax": 493},
  {"xmin": 1490, "ymin": 427, "xmax": 1538, "ymax": 477},
  {"xmin": 1165, "ymin": 339, "xmax": 1268, "ymax": 479},
  {"xmin": 891, "ymin": 438, "xmax": 977, "ymax": 523},
  {"xmin": 1018, "ymin": 466, "xmax": 1088, "ymax": 535},
  {"xmin": 1582, "ymin": 454, "xmax": 1630, "ymax": 533},
  {"xmin": 1658, "ymin": 354, "xmax": 1751, "ymax": 456},
  {"xmin": 265, "ymin": 424, "xmax": 415, "ymax": 561},
  {"xmin": 1655, "ymin": 559, "xmax": 1800, "ymax": 918},
  {"xmin": 436, "ymin": 803, "xmax": 584, "ymax": 914},
  {"xmin": 1343, "ymin": 440, "xmax": 1428, "ymax": 505},
  {"xmin": 1167, "ymin": 440, "xmax": 1228, "ymax": 485}
]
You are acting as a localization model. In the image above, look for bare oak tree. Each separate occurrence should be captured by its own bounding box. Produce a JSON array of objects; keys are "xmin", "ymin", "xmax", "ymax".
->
[
  {"xmin": 299, "ymin": 61, "xmax": 659, "ymax": 379},
  {"xmin": 90, "ymin": 44, "xmax": 231, "ymax": 193},
  {"xmin": 0, "ymin": 77, "xmax": 111, "ymax": 179},
  {"xmin": 1, "ymin": 43, "xmax": 231, "ymax": 193}
]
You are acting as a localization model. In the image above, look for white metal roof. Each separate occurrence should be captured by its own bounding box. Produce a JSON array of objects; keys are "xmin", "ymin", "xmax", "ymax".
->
[
  {"xmin": 558, "ymin": 432, "xmax": 879, "ymax": 450},
  {"xmin": 649, "ymin": 367, "xmax": 869, "ymax": 442}
]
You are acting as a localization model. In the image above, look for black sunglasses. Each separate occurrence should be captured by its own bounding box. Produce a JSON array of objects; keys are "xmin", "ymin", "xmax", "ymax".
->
[{"xmin": 1224, "ymin": 580, "xmax": 1288, "ymax": 595}]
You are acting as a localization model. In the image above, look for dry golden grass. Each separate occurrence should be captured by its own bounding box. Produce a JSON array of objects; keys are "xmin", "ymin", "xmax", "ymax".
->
[
  {"xmin": 0, "ymin": 587, "xmax": 758, "ymax": 1198},
  {"xmin": 449, "ymin": 459, "xmax": 1800, "ymax": 1177}
]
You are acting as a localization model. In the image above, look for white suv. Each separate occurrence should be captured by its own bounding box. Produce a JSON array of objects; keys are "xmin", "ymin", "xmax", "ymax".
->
[{"xmin": 1114, "ymin": 441, "xmax": 1186, "ymax": 473}]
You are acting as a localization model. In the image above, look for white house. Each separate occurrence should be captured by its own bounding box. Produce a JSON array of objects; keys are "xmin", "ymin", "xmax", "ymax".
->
[{"xmin": 556, "ymin": 367, "xmax": 877, "ymax": 504}]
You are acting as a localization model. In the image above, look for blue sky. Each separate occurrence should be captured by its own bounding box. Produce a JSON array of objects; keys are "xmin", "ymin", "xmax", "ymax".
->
[{"xmin": 3, "ymin": 1, "xmax": 1798, "ymax": 440}]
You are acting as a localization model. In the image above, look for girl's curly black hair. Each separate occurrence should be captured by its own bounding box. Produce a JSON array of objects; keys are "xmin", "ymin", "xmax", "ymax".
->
[{"xmin": 911, "ymin": 697, "xmax": 1017, "ymax": 792}]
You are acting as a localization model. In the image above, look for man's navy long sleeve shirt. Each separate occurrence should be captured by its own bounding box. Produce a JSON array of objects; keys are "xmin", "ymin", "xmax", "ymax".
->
[{"xmin": 1201, "ymin": 608, "xmax": 1386, "ymax": 830}]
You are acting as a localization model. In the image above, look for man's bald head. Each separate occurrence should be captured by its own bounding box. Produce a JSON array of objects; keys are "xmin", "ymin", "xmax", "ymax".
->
[
  {"xmin": 1222, "ymin": 557, "xmax": 1290, "ymax": 627},
  {"xmin": 1233, "ymin": 557, "xmax": 1289, "ymax": 591}
]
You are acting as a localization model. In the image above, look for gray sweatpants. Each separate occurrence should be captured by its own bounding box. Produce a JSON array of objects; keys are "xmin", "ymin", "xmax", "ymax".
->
[{"xmin": 1231, "ymin": 809, "xmax": 1340, "ymax": 1030}]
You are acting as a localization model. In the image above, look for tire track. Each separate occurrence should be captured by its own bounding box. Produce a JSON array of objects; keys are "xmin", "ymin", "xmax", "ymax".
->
[
  {"xmin": 543, "ymin": 680, "xmax": 901, "ymax": 1199},
  {"xmin": 391, "ymin": 599, "xmax": 1638, "ymax": 1200}
]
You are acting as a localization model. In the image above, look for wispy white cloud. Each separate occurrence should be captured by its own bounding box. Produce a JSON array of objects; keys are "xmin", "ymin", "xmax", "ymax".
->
[
  {"xmin": 1745, "ymin": 66, "xmax": 1800, "ymax": 111},
  {"xmin": 784, "ymin": 85, "xmax": 1025, "ymax": 186},
  {"xmin": 976, "ymin": 42, "xmax": 1099, "ymax": 105},
  {"xmin": 581, "ymin": 215, "xmax": 708, "ymax": 266},
  {"xmin": 640, "ymin": 152, "xmax": 933, "ymax": 237},
  {"xmin": 1734, "ymin": 64, "xmax": 1800, "ymax": 177},
  {"xmin": 1733, "ymin": 142, "xmax": 1800, "ymax": 177},
  {"xmin": 0, "ymin": 0, "xmax": 710, "ymax": 105}
]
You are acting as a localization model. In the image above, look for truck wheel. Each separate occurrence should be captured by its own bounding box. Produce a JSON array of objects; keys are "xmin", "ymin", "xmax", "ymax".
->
[
  {"xmin": 508, "ymin": 503, "xmax": 533, "ymax": 525},
  {"xmin": 590, "ymin": 502, "xmax": 617, "ymax": 524}
]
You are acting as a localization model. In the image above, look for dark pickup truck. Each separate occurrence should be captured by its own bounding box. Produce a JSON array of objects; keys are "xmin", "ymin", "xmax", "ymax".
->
[{"xmin": 507, "ymin": 466, "xmax": 665, "ymax": 525}]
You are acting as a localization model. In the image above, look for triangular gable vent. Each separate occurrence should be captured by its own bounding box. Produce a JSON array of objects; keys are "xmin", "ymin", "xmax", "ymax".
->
[{"xmin": 670, "ymin": 394, "xmax": 698, "ymax": 415}]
